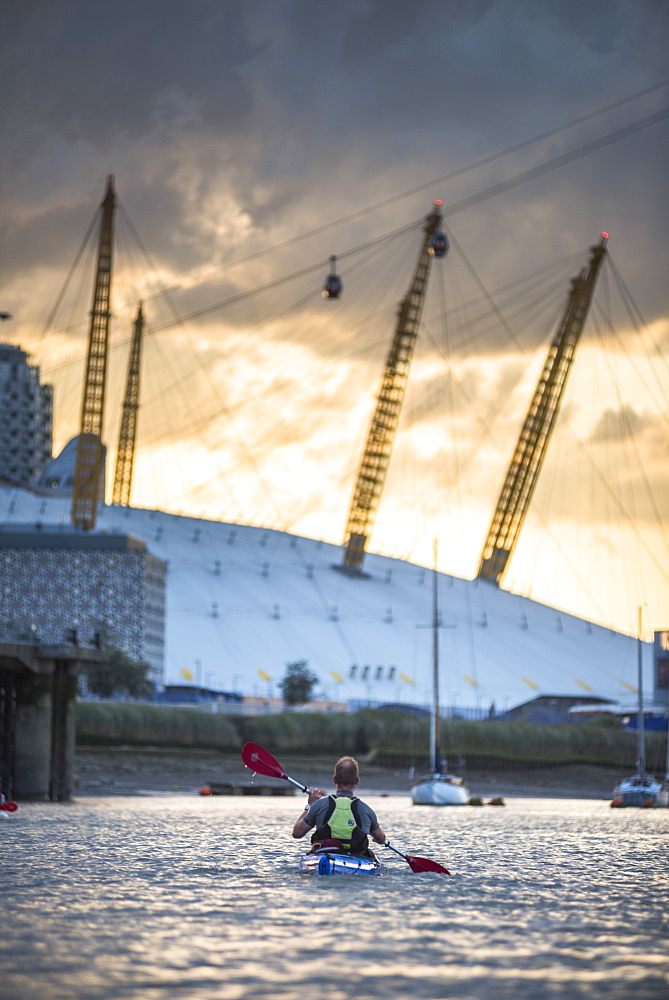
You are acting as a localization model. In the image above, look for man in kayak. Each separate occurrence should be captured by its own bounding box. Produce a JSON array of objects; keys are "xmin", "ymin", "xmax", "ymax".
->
[{"xmin": 291, "ymin": 755, "xmax": 386, "ymax": 858}]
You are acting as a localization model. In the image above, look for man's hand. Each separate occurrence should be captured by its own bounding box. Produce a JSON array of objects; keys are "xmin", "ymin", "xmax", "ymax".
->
[{"xmin": 293, "ymin": 788, "xmax": 321, "ymax": 839}]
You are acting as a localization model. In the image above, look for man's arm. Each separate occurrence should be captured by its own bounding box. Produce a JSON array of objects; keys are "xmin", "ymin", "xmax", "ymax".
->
[
  {"xmin": 362, "ymin": 801, "xmax": 386, "ymax": 844},
  {"xmin": 370, "ymin": 824, "xmax": 386, "ymax": 845},
  {"xmin": 291, "ymin": 812, "xmax": 311, "ymax": 839},
  {"xmin": 291, "ymin": 787, "xmax": 325, "ymax": 839}
]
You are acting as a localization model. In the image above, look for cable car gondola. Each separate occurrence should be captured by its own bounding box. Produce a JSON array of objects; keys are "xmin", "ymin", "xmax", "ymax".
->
[
  {"xmin": 429, "ymin": 232, "xmax": 449, "ymax": 258},
  {"xmin": 428, "ymin": 199, "xmax": 449, "ymax": 258},
  {"xmin": 322, "ymin": 255, "xmax": 343, "ymax": 299}
]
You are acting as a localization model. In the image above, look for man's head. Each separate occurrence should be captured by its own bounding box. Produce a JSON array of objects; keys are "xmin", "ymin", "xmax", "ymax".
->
[{"xmin": 333, "ymin": 756, "xmax": 359, "ymax": 789}]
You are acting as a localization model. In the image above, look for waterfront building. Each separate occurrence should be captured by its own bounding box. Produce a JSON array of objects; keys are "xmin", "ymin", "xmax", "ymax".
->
[
  {"xmin": 0, "ymin": 525, "xmax": 166, "ymax": 688},
  {"xmin": 0, "ymin": 344, "xmax": 53, "ymax": 487}
]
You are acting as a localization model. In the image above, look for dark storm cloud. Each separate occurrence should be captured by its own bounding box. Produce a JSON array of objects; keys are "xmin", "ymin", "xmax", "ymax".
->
[
  {"xmin": 1, "ymin": 1, "xmax": 257, "ymax": 141},
  {"xmin": 1, "ymin": 0, "xmax": 667, "ymax": 330},
  {"xmin": 1, "ymin": 1, "xmax": 666, "ymax": 633}
]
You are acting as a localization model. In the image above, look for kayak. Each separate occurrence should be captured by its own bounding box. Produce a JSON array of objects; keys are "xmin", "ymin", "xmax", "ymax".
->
[{"xmin": 299, "ymin": 851, "xmax": 381, "ymax": 876}]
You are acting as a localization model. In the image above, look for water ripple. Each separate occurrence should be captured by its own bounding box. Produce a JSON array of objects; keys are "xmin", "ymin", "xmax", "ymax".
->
[{"xmin": 1, "ymin": 795, "xmax": 667, "ymax": 999}]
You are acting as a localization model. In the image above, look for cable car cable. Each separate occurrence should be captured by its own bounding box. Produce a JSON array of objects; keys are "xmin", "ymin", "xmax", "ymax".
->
[{"xmin": 124, "ymin": 78, "xmax": 669, "ymax": 306}]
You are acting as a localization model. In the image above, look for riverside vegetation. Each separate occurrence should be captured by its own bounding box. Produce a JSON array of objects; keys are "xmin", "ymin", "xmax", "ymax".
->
[{"xmin": 75, "ymin": 702, "xmax": 667, "ymax": 772}]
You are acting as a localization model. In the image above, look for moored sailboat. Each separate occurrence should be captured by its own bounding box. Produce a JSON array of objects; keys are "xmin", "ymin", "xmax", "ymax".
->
[
  {"xmin": 657, "ymin": 766, "xmax": 669, "ymax": 809},
  {"xmin": 411, "ymin": 542, "xmax": 471, "ymax": 806},
  {"xmin": 612, "ymin": 607, "xmax": 666, "ymax": 807},
  {"xmin": 643, "ymin": 688, "xmax": 669, "ymax": 808}
]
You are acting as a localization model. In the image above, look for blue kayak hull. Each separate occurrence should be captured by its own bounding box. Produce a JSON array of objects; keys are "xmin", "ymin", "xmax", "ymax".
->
[{"xmin": 299, "ymin": 852, "xmax": 381, "ymax": 876}]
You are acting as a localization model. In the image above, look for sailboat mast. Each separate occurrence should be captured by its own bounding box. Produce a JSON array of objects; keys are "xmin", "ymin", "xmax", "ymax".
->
[
  {"xmin": 637, "ymin": 605, "xmax": 646, "ymax": 775},
  {"xmin": 431, "ymin": 539, "xmax": 441, "ymax": 775}
]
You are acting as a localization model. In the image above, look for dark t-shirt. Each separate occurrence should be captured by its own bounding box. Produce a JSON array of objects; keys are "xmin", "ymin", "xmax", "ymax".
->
[{"xmin": 303, "ymin": 791, "xmax": 379, "ymax": 834}]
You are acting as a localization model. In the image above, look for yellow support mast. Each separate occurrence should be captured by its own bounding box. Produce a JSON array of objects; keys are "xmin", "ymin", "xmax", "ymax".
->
[
  {"xmin": 339, "ymin": 202, "xmax": 447, "ymax": 575},
  {"xmin": 71, "ymin": 175, "xmax": 116, "ymax": 530},
  {"xmin": 477, "ymin": 234, "xmax": 608, "ymax": 586},
  {"xmin": 112, "ymin": 302, "xmax": 144, "ymax": 507}
]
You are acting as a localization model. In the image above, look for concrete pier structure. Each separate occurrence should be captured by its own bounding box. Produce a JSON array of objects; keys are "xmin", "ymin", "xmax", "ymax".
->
[{"xmin": 0, "ymin": 641, "xmax": 104, "ymax": 800}]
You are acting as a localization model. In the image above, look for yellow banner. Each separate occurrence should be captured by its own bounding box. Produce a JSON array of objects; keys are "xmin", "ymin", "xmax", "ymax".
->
[
  {"xmin": 399, "ymin": 672, "xmax": 414, "ymax": 685},
  {"xmin": 257, "ymin": 670, "xmax": 272, "ymax": 682},
  {"xmin": 181, "ymin": 668, "xmax": 193, "ymax": 681}
]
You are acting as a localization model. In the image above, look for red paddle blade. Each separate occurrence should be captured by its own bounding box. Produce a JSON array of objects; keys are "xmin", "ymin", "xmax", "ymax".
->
[
  {"xmin": 0, "ymin": 802, "xmax": 18, "ymax": 812},
  {"xmin": 406, "ymin": 854, "xmax": 450, "ymax": 875},
  {"xmin": 241, "ymin": 742, "xmax": 287, "ymax": 781}
]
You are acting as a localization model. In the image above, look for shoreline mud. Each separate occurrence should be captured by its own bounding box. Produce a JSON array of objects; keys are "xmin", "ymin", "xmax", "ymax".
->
[{"xmin": 72, "ymin": 747, "xmax": 630, "ymax": 801}]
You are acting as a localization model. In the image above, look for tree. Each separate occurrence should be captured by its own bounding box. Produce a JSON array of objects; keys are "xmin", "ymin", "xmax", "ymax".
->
[
  {"xmin": 81, "ymin": 639, "xmax": 155, "ymax": 700},
  {"xmin": 279, "ymin": 659, "xmax": 318, "ymax": 707}
]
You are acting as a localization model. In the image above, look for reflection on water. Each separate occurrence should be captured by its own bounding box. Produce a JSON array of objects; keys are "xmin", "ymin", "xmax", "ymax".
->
[{"xmin": 1, "ymin": 795, "xmax": 667, "ymax": 999}]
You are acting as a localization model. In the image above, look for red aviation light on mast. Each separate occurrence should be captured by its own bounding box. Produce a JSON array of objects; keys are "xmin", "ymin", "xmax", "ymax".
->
[{"xmin": 601, "ymin": 232, "xmax": 609, "ymax": 239}]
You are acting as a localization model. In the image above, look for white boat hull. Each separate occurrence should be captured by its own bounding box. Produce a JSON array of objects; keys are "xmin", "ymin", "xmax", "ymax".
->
[
  {"xmin": 612, "ymin": 774, "xmax": 666, "ymax": 808},
  {"xmin": 411, "ymin": 774, "xmax": 470, "ymax": 806}
]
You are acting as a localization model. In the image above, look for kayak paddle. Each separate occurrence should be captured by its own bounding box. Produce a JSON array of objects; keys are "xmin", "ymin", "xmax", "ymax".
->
[
  {"xmin": 385, "ymin": 840, "xmax": 450, "ymax": 875},
  {"xmin": 240, "ymin": 742, "xmax": 450, "ymax": 874},
  {"xmin": 0, "ymin": 802, "xmax": 18, "ymax": 812},
  {"xmin": 241, "ymin": 742, "xmax": 309, "ymax": 793}
]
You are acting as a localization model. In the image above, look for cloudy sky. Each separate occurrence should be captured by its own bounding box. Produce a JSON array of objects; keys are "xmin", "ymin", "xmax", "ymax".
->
[{"xmin": 1, "ymin": 0, "xmax": 668, "ymax": 636}]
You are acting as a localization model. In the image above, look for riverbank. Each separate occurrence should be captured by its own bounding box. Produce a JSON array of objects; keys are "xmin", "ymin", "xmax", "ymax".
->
[{"xmin": 73, "ymin": 747, "xmax": 629, "ymax": 800}]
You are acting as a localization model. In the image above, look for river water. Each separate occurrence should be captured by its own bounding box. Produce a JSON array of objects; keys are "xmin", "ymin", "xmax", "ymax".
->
[{"xmin": 1, "ymin": 794, "xmax": 667, "ymax": 1000}]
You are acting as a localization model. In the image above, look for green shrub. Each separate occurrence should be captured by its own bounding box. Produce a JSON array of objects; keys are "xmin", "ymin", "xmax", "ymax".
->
[
  {"xmin": 584, "ymin": 713, "xmax": 621, "ymax": 728},
  {"xmin": 76, "ymin": 701, "xmax": 239, "ymax": 750},
  {"xmin": 374, "ymin": 716, "xmax": 663, "ymax": 768},
  {"xmin": 75, "ymin": 703, "xmax": 666, "ymax": 770},
  {"xmin": 241, "ymin": 711, "xmax": 361, "ymax": 753}
]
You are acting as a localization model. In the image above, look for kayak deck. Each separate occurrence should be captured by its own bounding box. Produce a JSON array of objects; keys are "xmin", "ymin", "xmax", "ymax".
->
[{"xmin": 299, "ymin": 851, "xmax": 381, "ymax": 876}]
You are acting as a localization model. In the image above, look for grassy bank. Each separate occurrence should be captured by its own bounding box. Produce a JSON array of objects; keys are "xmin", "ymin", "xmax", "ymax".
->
[
  {"xmin": 75, "ymin": 702, "xmax": 667, "ymax": 772},
  {"xmin": 75, "ymin": 701, "xmax": 240, "ymax": 750}
]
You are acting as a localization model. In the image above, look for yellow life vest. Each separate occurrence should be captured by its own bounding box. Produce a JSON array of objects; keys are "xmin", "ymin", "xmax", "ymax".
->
[
  {"xmin": 313, "ymin": 794, "xmax": 370, "ymax": 855},
  {"xmin": 327, "ymin": 795, "xmax": 359, "ymax": 842}
]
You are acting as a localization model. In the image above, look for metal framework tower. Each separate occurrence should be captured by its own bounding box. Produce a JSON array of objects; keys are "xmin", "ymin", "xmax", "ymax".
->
[
  {"xmin": 339, "ymin": 203, "xmax": 445, "ymax": 574},
  {"xmin": 112, "ymin": 302, "xmax": 144, "ymax": 507},
  {"xmin": 477, "ymin": 234, "xmax": 608, "ymax": 586},
  {"xmin": 71, "ymin": 175, "xmax": 116, "ymax": 530}
]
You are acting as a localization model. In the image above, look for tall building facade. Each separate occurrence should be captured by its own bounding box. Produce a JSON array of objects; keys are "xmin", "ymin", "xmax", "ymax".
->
[
  {"xmin": 0, "ymin": 526, "xmax": 167, "ymax": 688},
  {"xmin": 0, "ymin": 344, "xmax": 53, "ymax": 487}
]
